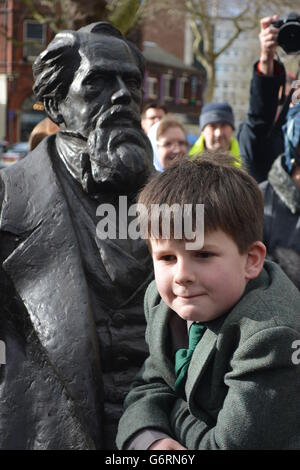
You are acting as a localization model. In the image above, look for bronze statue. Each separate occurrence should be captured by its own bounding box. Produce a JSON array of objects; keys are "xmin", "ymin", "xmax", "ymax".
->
[{"xmin": 0, "ymin": 22, "xmax": 154, "ymax": 449}]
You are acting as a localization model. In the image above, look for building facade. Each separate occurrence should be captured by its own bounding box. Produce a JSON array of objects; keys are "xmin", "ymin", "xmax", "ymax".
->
[
  {"xmin": 0, "ymin": 0, "xmax": 52, "ymax": 143},
  {"xmin": 0, "ymin": 1, "xmax": 204, "ymax": 143},
  {"xmin": 213, "ymin": 21, "xmax": 260, "ymax": 128},
  {"xmin": 141, "ymin": 10, "xmax": 204, "ymax": 130},
  {"xmin": 142, "ymin": 41, "xmax": 203, "ymax": 122}
]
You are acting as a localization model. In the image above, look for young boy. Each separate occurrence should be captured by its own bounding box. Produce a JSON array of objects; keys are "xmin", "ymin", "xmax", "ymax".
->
[{"xmin": 116, "ymin": 153, "xmax": 300, "ymax": 450}]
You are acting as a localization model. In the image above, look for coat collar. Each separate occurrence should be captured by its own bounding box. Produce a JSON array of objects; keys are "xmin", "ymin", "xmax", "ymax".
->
[{"xmin": 0, "ymin": 136, "xmax": 103, "ymax": 442}]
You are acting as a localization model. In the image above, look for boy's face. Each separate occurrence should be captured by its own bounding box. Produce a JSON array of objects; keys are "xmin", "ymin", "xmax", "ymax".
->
[{"xmin": 151, "ymin": 230, "xmax": 254, "ymax": 323}]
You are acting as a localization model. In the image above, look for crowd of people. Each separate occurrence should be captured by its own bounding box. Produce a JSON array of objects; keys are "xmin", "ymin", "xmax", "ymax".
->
[{"xmin": 1, "ymin": 13, "xmax": 300, "ymax": 451}]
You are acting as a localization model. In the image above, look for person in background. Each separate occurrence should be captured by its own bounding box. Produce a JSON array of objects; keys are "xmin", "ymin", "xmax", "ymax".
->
[
  {"xmin": 260, "ymin": 104, "xmax": 300, "ymax": 290},
  {"xmin": 237, "ymin": 14, "xmax": 300, "ymax": 291},
  {"xmin": 189, "ymin": 102, "xmax": 241, "ymax": 166},
  {"xmin": 141, "ymin": 101, "xmax": 167, "ymax": 134},
  {"xmin": 142, "ymin": 102, "xmax": 167, "ymax": 171},
  {"xmin": 238, "ymin": 15, "xmax": 287, "ymax": 182},
  {"xmin": 156, "ymin": 117, "xmax": 188, "ymax": 170},
  {"xmin": 29, "ymin": 117, "xmax": 59, "ymax": 151}
]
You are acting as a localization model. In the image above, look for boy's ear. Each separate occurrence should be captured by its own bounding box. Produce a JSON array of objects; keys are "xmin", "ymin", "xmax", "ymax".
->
[
  {"xmin": 245, "ymin": 241, "xmax": 266, "ymax": 280},
  {"xmin": 43, "ymin": 97, "xmax": 64, "ymax": 125}
]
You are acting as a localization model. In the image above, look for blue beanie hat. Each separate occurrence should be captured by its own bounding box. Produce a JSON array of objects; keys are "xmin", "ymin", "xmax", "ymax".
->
[{"xmin": 200, "ymin": 102, "xmax": 235, "ymax": 131}]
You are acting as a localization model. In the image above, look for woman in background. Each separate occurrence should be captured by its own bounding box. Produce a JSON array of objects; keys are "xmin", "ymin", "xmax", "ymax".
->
[{"xmin": 155, "ymin": 117, "xmax": 188, "ymax": 170}]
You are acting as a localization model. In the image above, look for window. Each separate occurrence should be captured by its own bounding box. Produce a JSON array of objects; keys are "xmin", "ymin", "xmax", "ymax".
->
[
  {"xmin": 162, "ymin": 74, "xmax": 175, "ymax": 101},
  {"xmin": 23, "ymin": 20, "xmax": 46, "ymax": 60},
  {"xmin": 178, "ymin": 77, "xmax": 189, "ymax": 103},
  {"xmin": 146, "ymin": 76, "xmax": 158, "ymax": 99}
]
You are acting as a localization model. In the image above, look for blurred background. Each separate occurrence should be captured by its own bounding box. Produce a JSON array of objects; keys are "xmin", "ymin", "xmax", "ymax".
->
[{"xmin": 0, "ymin": 0, "xmax": 299, "ymax": 166}]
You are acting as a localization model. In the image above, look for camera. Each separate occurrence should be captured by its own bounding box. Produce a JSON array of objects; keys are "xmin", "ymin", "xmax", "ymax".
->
[{"xmin": 273, "ymin": 12, "xmax": 300, "ymax": 54}]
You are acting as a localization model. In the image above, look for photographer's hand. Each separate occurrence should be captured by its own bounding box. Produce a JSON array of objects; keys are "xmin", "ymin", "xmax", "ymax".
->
[{"xmin": 259, "ymin": 15, "xmax": 279, "ymax": 76}]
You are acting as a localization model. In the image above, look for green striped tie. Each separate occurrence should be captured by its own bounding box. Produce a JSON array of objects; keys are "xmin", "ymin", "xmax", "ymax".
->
[{"xmin": 174, "ymin": 322, "xmax": 206, "ymax": 399}]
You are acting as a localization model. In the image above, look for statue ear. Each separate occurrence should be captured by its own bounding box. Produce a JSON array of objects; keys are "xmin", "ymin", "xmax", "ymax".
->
[{"xmin": 44, "ymin": 97, "xmax": 64, "ymax": 124}]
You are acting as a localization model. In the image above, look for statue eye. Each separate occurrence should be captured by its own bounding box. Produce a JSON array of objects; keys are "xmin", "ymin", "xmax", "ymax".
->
[
  {"xmin": 83, "ymin": 73, "xmax": 107, "ymax": 88},
  {"xmin": 125, "ymin": 77, "xmax": 140, "ymax": 88}
]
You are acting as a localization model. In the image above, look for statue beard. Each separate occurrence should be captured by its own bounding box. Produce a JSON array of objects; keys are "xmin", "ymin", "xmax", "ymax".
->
[{"xmin": 81, "ymin": 105, "xmax": 154, "ymax": 196}]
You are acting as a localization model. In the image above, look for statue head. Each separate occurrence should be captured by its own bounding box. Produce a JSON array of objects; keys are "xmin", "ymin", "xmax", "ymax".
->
[{"xmin": 33, "ymin": 22, "xmax": 153, "ymax": 194}]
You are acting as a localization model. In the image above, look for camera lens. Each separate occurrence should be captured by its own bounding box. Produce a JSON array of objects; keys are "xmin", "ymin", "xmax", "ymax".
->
[{"xmin": 278, "ymin": 22, "xmax": 300, "ymax": 54}]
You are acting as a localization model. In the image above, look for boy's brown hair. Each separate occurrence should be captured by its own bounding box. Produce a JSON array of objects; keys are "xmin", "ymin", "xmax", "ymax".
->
[{"xmin": 137, "ymin": 152, "xmax": 264, "ymax": 254}]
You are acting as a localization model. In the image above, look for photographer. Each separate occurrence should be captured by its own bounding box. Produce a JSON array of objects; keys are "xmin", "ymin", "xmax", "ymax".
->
[
  {"xmin": 261, "ymin": 103, "xmax": 300, "ymax": 290},
  {"xmin": 239, "ymin": 14, "xmax": 300, "ymax": 290},
  {"xmin": 238, "ymin": 15, "xmax": 286, "ymax": 183}
]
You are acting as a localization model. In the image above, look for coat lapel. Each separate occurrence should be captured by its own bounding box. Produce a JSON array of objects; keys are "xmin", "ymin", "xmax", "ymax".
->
[
  {"xmin": 147, "ymin": 302, "xmax": 175, "ymax": 388},
  {"xmin": 186, "ymin": 316, "xmax": 226, "ymax": 412},
  {"xmin": 0, "ymin": 138, "xmax": 103, "ymax": 442},
  {"xmin": 185, "ymin": 328, "xmax": 217, "ymax": 403}
]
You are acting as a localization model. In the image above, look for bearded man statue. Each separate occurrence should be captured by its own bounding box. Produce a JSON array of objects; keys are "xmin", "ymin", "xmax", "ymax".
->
[{"xmin": 0, "ymin": 22, "xmax": 154, "ymax": 450}]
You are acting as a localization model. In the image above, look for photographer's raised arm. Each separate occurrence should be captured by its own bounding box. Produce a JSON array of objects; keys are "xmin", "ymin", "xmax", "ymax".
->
[
  {"xmin": 238, "ymin": 15, "xmax": 285, "ymax": 182},
  {"xmin": 259, "ymin": 15, "xmax": 279, "ymax": 76}
]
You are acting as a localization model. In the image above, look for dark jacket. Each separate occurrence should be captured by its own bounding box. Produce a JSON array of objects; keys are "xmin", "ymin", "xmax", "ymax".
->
[
  {"xmin": 260, "ymin": 155, "xmax": 300, "ymax": 291},
  {"xmin": 117, "ymin": 261, "xmax": 300, "ymax": 449},
  {"xmin": 238, "ymin": 61, "xmax": 285, "ymax": 182},
  {"xmin": 0, "ymin": 135, "xmax": 153, "ymax": 449}
]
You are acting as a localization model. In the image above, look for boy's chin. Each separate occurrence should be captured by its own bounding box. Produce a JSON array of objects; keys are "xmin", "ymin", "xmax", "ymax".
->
[
  {"xmin": 174, "ymin": 304, "xmax": 223, "ymax": 323},
  {"xmin": 174, "ymin": 306, "xmax": 206, "ymax": 322}
]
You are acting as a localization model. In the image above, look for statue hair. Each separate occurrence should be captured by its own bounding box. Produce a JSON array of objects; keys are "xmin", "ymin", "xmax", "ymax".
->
[{"xmin": 32, "ymin": 22, "xmax": 145, "ymax": 102}]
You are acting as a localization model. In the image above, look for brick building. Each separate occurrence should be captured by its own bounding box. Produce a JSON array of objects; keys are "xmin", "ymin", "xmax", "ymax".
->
[
  {"xmin": 141, "ymin": 10, "xmax": 204, "ymax": 127},
  {"xmin": 0, "ymin": 1, "xmax": 204, "ymax": 143},
  {"xmin": 0, "ymin": 0, "xmax": 53, "ymax": 142}
]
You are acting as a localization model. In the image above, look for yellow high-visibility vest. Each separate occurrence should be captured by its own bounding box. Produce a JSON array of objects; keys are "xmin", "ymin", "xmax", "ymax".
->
[{"xmin": 189, "ymin": 134, "xmax": 241, "ymax": 167}]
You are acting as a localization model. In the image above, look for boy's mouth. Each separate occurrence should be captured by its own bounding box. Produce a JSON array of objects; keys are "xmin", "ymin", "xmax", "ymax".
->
[{"xmin": 175, "ymin": 293, "xmax": 206, "ymax": 299}]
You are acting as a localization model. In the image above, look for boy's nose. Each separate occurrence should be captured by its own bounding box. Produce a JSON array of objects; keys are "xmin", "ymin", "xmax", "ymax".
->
[
  {"xmin": 111, "ymin": 76, "xmax": 131, "ymax": 105},
  {"xmin": 174, "ymin": 259, "xmax": 195, "ymax": 285}
]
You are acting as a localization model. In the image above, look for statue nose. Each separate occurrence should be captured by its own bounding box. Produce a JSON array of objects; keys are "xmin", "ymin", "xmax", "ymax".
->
[{"xmin": 111, "ymin": 77, "xmax": 131, "ymax": 105}]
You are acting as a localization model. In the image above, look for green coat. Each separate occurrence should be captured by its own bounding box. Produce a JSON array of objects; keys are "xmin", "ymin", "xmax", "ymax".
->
[{"xmin": 117, "ymin": 260, "xmax": 300, "ymax": 449}]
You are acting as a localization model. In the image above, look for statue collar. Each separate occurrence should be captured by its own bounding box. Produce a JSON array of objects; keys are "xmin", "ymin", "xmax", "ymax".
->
[{"xmin": 55, "ymin": 131, "xmax": 88, "ymax": 187}]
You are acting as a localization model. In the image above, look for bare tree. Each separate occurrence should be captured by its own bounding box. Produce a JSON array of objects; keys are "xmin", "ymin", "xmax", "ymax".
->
[
  {"xmin": 22, "ymin": 0, "xmax": 145, "ymax": 34},
  {"xmin": 143, "ymin": 0, "xmax": 299, "ymax": 101}
]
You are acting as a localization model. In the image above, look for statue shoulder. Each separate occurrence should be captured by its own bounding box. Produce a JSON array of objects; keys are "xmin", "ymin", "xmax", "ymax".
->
[{"xmin": 0, "ymin": 173, "xmax": 5, "ymax": 213}]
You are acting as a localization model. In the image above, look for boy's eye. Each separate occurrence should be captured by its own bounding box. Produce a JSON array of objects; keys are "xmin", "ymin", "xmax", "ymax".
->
[
  {"xmin": 195, "ymin": 251, "xmax": 213, "ymax": 259},
  {"xmin": 159, "ymin": 254, "xmax": 175, "ymax": 262}
]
